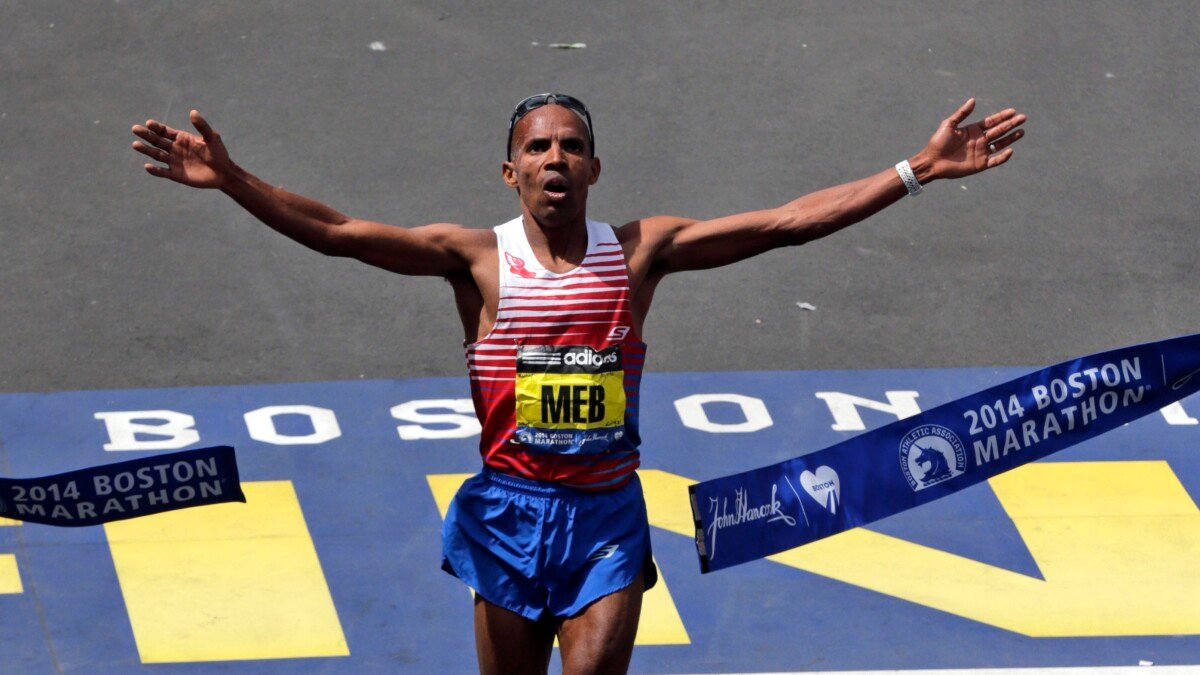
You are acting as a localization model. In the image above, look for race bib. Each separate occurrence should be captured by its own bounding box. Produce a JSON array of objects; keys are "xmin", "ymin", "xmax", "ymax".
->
[{"xmin": 514, "ymin": 345, "xmax": 626, "ymax": 453}]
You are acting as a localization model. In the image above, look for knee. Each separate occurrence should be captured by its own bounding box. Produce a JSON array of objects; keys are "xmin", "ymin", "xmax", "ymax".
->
[{"xmin": 561, "ymin": 635, "xmax": 634, "ymax": 675}]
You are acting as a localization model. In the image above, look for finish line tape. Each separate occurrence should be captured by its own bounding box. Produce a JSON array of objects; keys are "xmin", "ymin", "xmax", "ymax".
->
[
  {"xmin": 0, "ymin": 445, "xmax": 245, "ymax": 526},
  {"xmin": 689, "ymin": 333, "xmax": 1200, "ymax": 572}
]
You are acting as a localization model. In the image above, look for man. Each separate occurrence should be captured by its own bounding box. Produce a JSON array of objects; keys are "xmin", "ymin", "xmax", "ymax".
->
[{"xmin": 131, "ymin": 93, "xmax": 1025, "ymax": 674}]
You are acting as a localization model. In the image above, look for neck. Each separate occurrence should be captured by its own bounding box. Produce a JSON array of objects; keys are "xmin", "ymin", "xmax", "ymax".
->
[{"xmin": 521, "ymin": 210, "xmax": 588, "ymax": 272}]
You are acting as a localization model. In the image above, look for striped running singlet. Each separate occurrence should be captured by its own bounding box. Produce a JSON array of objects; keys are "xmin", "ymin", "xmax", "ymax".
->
[{"xmin": 465, "ymin": 216, "xmax": 645, "ymax": 490}]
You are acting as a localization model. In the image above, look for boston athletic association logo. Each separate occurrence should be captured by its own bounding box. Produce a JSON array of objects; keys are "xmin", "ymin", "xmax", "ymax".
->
[{"xmin": 899, "ymin": 424, "xmax": 966, "ymax": 491}]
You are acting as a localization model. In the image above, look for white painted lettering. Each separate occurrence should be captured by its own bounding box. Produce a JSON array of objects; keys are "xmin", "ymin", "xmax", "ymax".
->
[
  {"xmin": 675, "ymin": 394, "xmax": 774, "ymax": 433},
  {"xmin": 94, "ymin": 410, "xmax": 200, "ymax": 451},
  {"xmin": 391, "ymin": 399, "xmax": 482, "ymax": 440},
  {"xmin": 244, "ymin": 405, "xmax": 342, "ymax": 445},
  {"xmin": 1160, "ymin": 401, "xmax": 1199, "ymax": 426},
  {"xmin": 813, "ymin": 391, "xmax": 920, "ymax": 431}
]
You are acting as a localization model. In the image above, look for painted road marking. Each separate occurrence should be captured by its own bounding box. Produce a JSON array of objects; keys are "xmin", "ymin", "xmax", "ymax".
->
[
  {"xmin": 1, "ymin": 370, "xmax": 1196, "ymax": 670},
  {"xmin": 104, "ymin": 481, "xmax": 349, "ymax": 663},
  {"xmin": 0, "ymin": 555, "xmax": 19, "ymax": 594},
  {"xmin": 0, "ymin": 516, "xmax": 21, "ymax": 593}
]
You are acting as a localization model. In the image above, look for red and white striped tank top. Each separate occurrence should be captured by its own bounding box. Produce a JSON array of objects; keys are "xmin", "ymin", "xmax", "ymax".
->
[{"xmin": 465, "ymin": 216, "xmax": 645, "ymax": 490}]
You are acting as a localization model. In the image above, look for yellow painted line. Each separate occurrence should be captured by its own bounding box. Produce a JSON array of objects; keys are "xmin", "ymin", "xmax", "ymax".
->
[
  {"xmin": 105, "ymin": 481, "xmax": 349, "ymax": 663},
  {"xmin": 633, "ymin": 470, "xmax": 693, "ymax": 643},
  {"xmin": 426, "ymin": 472, "xmax": 472, "ymax": 520},
  {"xmin": 426, "ymin": 471, "xmax": 690, "ymax": 645},
  {"xmin": 0, "ymin": 513, "xmax": 24, "ymax": 593},
  {"xmin": 638, "ymin": 469, "xmax": 697, "ymax": 537},
  {"xmin": 0, "ymin": 554, "xmax": 21, "ymax": 594}
]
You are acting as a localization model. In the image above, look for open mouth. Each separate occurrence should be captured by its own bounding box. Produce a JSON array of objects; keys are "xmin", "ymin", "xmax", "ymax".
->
[{"xmin": 543, "ymin": 177, "xmax": 569, "ymax": 199}]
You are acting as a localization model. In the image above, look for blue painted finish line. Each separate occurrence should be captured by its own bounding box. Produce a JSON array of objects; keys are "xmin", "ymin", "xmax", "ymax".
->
[{"xmin": 0, "ymin": 366, "xmax": 1197, "ymax": 673}]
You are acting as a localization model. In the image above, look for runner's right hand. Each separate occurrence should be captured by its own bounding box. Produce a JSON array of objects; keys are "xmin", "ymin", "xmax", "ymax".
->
[{"xmin": 131, "ymin": 110, "xmax": 233, "ymax": 189}]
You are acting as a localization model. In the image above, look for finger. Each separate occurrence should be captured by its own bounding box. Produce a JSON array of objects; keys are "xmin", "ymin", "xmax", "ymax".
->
[
  {"xmin": 143, "ymin": 163, "xmax": 171, "ymax": 178},
  {"xmin": 984, "ymin": 113, "xmax": 1027, "ymax": 142},
  {"xmin": 945, "ymin": 98, "xmax": 976, "ymax": 127},
  {"xmin": 982, "ymin": 108, "xmax": 1020, "ymax": 130},
  {"xmin": 131, "ymin": 125, "xmax": 174, "ymax": 152},
  {"xmin": 132, "ymin": 140, "xmax": 170, "ymax": 163},
  {"xmin": 143, "ymin": 119, "xmax": 179, "ymax": 141},
  {"xmin": 986, "ymin": 129, "xmax": 1025, "ymax": 154},
  {"xmin": 985, "ymin": 147, "xmax": 1015, "ymax": 169},
  {"xmin": 190, "ymin": 110, "xmax": 217, "ymax": 142}
]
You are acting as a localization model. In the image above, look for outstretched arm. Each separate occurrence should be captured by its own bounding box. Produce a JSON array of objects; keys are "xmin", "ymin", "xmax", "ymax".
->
[
  {"xmin": 131, "ymin": 110, "xmax": 485, "ymax": 276},
  {"xmin": 641, "ymin": 99, "xmax": 1026, "ymax": 273}
]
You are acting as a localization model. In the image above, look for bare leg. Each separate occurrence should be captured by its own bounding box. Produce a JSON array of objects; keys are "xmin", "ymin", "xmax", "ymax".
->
[
  {"xmin": 474, "ymin": 595, "xmax": 556, "ymax": 675},
  {"xmin": 556, "ymin": 571, "xmax": 644, "ymax": 675}
]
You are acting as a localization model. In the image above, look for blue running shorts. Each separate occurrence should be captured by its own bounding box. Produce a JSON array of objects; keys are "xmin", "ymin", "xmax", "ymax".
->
[{"xmin": 441, "ymin": 468, "xmax": 658, "ymax": 621}]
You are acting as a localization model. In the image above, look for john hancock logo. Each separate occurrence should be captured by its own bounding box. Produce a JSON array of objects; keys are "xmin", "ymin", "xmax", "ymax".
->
[
  {"xmin": 899, "ymin": 424, "xmax": 966, "ymax": 491},
  {"xmin": 706, "ymin": 485, "xmax": 796, "ymax": 561}
]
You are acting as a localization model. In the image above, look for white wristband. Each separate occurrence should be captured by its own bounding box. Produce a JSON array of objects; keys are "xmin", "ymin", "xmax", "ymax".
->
[{"xmin": 895, "ymin": 160, "xmax": 923, "ymax": 196}]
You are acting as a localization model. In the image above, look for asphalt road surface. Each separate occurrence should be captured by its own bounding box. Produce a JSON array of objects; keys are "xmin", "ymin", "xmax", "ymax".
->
[{"xmin": 2, "ymin": 0, "xmax": 1197, "ymax": 393}]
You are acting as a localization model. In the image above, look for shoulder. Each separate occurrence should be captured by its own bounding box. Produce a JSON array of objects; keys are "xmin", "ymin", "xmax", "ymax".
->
[
  {"xmin": 612, "ymin": 215, "xmax": 700, "ymax": 281},
  {"xmin": 614, "ymin": 215, "xmax": 698, "ymax": 250},
  {"xmin": 421, "ymin": 222, "xmax": 495, "ymax": 241},
  {"xmin": 421, "ymin": 222, "xmax": 496, "ymax": 253}
]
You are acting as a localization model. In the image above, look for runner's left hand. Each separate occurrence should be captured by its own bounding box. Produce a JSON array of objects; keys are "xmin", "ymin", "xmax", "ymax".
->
[{"xmin": 919, "ymin": 98, "xmax": 1027, "ymax": 180}]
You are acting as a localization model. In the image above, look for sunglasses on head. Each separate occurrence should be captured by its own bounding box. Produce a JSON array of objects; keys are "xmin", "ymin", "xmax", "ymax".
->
[{"xmin": 506, "ymin": 93, "xmax": 595, "ymax": 160}]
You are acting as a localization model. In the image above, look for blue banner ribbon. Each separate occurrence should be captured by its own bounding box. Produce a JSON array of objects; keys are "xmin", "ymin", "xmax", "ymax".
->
[
  {"xmin": 689, "ymin": 333, "xmax": 1200, "ymax": 572},
  {"xmin": 0, "ymin": 446, "xmax": 245, "ymax": 527}
]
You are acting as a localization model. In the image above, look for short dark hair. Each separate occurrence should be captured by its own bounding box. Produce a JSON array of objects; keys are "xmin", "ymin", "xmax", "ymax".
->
[{"xmin": 506, "ymin": 92, "xmax": 594, "ymax": 160}]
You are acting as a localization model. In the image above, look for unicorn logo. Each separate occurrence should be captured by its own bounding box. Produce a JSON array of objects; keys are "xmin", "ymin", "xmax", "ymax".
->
[
  {"xmin": 912, "ymin": 444, "xmax": 952, "ymax": 483},
  {"xmin": 899, "ymin": 424, "xmax": 966, "ymax": 491}
]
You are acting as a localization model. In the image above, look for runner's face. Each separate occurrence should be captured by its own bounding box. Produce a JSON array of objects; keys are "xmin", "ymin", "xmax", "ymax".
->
[{"xmin": 503, "ymin": 105, "xmax": 600, "ymax": 227}]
